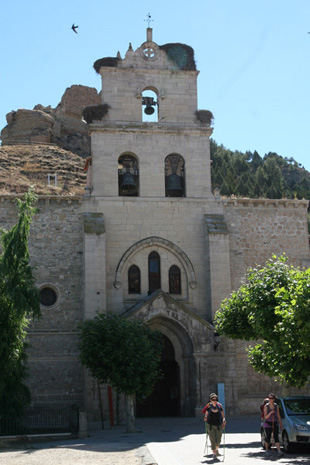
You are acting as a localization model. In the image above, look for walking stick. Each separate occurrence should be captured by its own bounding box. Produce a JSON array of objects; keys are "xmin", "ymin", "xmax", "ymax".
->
[
  {"xmin": 222, "ymin": 425, "xmax": 226, "ymax": 462},
  {"xmin": 204, "ymin": 421, "xmax": 209, "ymax": 456}
]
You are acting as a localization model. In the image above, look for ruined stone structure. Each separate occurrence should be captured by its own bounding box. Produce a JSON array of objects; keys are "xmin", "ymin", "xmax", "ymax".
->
[{"xmin": 1, "ymin": 28, "xmax": 309, "ymax": 421}]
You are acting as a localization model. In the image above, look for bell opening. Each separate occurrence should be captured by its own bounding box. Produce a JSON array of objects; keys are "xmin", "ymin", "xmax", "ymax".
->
[
  {"xmin": 142, "ymin": 90, "xmax": 158, "ymax": 122},
  {"xmin": 165, "ymin": 154, "xmax": 185, "ymax": 198},
  {"xmin": 118, "ymin": 154, "xmax": 139, "ymax": 197}
]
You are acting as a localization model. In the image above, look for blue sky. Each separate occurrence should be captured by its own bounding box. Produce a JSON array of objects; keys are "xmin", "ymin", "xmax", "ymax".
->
[{"xmin": 1, "ymin": 1, "xmax": 309, "ymax": 170}]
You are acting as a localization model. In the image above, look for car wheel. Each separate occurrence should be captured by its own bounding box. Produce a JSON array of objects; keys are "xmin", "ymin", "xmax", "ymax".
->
[
  {"xmin": 261, "ymin": 427, "xmax": 266, "ymax": 449},
  {"xmin": 282, "ymin": 431, "xmax": 292, "ymax": 453}
]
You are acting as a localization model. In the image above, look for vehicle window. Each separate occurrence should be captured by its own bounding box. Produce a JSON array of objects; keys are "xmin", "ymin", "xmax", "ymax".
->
[
  {"xmin": 284, "ymin": 399, "xmax": 310, "ymax": 415},
  {"xmin": 278, "ymin": 401, "xmax": 285, "ymax": 419}
]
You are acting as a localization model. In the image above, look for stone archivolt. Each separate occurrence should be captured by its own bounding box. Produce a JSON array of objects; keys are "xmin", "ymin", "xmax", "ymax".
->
[{"xmin": 114, "ymin": 236, "xmax": 197, "ymax": 290}]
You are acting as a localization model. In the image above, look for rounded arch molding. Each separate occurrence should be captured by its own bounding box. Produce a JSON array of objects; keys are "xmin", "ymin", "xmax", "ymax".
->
[
  {"xmin": 135, "ymin": 84, "xmax": 166, "ymax": 99},
  {"xmin": 135, "ymin": 313, "xmax": 196, "ymax": 416},
  {"xmin": 147, "ymin": 314, "xmax": 195, "ymax": 358},
  {"xmin": 114, "ymin": 236, "xmax": 197, "ymax": 290}
]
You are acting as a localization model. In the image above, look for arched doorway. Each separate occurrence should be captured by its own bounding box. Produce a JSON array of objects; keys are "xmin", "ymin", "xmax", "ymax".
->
[{"xmin": 136, "ymin": 334, "xmax": 180, "ymax": 417}]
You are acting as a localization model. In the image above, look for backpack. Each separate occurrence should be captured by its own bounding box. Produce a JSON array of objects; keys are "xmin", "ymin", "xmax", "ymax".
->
[
  {"xmin": 260, "ymin": 398, "xmax": 269, "ymax": 419},
  {"xmin": 202, "ymin": 402, "xmax": 223, "ymax": 426}
]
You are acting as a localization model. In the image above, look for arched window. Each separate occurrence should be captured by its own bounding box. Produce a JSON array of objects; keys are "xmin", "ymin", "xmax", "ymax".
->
[
  {"xmin": 128, "ymin": 265, "xmax": 141, "ymax": 294},
  {"xmin": 118, "ymin": 154, "xmax": 139, "ymax": 196},
  {"xmin": 142, "ymin": 89, "xmax": 158, "ymax": 122},
  {"xmin": 169, "ymin": 265, "xmax": 181, "ymax": 294},
  {"xmin": 165, "ymin": 154, "xmax": 185, "ymax": 197},
  {"xmin": 148, "ymin": 251, "xmax": 161, "ymax": 294}
]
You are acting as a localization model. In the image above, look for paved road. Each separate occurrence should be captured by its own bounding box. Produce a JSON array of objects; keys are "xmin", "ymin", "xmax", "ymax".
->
[
  {"xmin": 138, "ymin": 416, "xmax": 310, "ymax": 465},
  {"xmin": 1, "ymin": 416, "xmax": 310, "ymax": 465}
]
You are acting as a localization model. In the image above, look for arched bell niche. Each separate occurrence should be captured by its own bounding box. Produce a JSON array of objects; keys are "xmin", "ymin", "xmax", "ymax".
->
[
  {"xmin": 165, "ymin": 154, "xmax": 186, "ymax": 197},
  {"xmin": 118, "ymin": 153, "xmax": 139, "ymax": 196},
  {"xmin": 142, "ymin": 88, "xmax": 158, "ymax": 122}
]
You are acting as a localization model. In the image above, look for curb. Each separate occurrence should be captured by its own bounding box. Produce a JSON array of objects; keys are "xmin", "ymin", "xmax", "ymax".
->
[{"xmin": 137, "ymin": 445, "xmax": 158, "ymax": 465}]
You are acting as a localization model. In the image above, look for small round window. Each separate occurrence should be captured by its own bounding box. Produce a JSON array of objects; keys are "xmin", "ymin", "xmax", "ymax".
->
[{"xmin": 39, "ymin": 285, "xmax": 59, "ymax": 308}]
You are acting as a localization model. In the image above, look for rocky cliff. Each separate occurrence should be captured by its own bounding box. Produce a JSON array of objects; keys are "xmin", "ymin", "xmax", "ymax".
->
[{"xmin": 0, "ymin": 85, "xmax": 101, "ymax": 158}]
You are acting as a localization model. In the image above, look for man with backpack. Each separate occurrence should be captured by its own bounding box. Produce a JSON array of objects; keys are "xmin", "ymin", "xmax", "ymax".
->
[{"xmin": 203, "ymin": 393, "xmax": 226, "ymax": 460}]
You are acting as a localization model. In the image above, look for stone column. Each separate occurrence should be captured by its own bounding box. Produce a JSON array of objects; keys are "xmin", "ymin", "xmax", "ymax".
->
[
  {"xmin": 204, "ymin": 214, "xmax": 231, "ymax": 319},
  {"xmin": 83, "ymin": 212, "xmax": 106, "ymax": 319},
  {"xmin": 78, "ymin": 411, "xmax": 88, "ymax": 438},
  {"xmin": 194, "ymin": 352, "xmax": 209, "ymax": 416}
]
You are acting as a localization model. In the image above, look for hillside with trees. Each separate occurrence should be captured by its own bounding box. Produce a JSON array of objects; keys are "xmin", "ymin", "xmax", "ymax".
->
[{"xmin": 211, "ymin": 139, "xmax": 310, "ymax": 200}]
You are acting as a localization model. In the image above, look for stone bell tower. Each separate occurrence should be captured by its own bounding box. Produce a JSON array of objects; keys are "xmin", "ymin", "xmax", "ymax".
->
[
  {"xmin": 82, "ymin": 27, "xmax": 232, "ymax": 417},
  {"xmin": 89, "ymin": 27, "xmax": 215, "ymax": 199}
]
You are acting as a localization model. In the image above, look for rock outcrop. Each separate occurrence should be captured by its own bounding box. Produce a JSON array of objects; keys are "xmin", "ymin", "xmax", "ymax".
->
[
  {"xmin": 1, "ymin": 109, "xmax": 54, "ymax": 144},
  {"xmin": 0, "ymin": 85, "xmax": 101, "ymax": 158}
]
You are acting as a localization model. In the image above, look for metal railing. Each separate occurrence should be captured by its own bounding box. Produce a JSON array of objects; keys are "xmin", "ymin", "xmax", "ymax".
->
[{"xmin": 0, "ymin": 405, "xmax": 79, "ymax": 436}]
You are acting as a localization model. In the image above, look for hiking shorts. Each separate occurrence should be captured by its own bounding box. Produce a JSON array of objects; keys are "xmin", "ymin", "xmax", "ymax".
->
[{"xmin": 207, "ymin": 424, "xmax": 222, "ymax": 450}]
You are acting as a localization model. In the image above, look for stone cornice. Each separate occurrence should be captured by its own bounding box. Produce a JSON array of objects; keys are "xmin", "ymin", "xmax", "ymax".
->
[
  {"xmin": 99, "ymin": 66, "xmax": 199, "ymax": 76},
  {"xmin": 0, "ymin": 194, "xmax": 83, "ymax": 205},
  {"xmin": 89, "ymin": 123, "xmax": 213, "ymax": 136},
  {"xmin": 223, "ymin": 197, "xmax": 308, "ymax": 209}
]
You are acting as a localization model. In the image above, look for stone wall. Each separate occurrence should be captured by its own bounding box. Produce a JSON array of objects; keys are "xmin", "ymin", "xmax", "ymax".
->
[
  {"xmin": 218, "ymin": 197, "xmax": 310, "ymax": 414},
  {"xmin": 0, "ymin": 195, "xmax": 85, "ymax": 407},
  {"xmin": 1, "ymin": 193, "xmax": 310, "ymax": 417},
  {"xmin": 223, "ymin": 198, "xmax": 310, "ymax": 291}
]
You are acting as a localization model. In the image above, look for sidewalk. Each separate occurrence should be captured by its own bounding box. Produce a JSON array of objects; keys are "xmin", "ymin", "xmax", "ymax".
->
[
  {"xmin": 0, "ymin": 416, "xmax": 258, "ymax": 465},
  {"xmin": 1, "ymin": 416, "xmax": 309, "ymax": 465}
]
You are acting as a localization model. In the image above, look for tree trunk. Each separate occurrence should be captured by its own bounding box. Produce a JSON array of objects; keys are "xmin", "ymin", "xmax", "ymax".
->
[
  {"xmin": 282, "ymin": 385, "xmax": 290, "ymax": 397},
  {"xmin": 125, "ymin": 393, "xmax": 135, "ymax": 433}
]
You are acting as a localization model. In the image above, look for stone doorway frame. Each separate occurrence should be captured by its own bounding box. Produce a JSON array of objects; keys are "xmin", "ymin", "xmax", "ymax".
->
[{"xmin": 148, "ymin": 315, "xmax": 196, "ymax": 416}]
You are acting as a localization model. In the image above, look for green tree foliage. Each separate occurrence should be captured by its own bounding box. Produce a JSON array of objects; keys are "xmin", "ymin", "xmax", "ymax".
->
[
  {"xmin": 211, "ymin": 139, "xmax": 310, "ymax": 199},
  {"xmin": 0, "ymin": 189, "xmax": 41, "ymax": 418},
  {"xmin": 215, "ymin": 256, "xmax": 310, "ymax": 388},
  {"xmin": 78, "ymin": 313, "xmax": 163, "ymax": 431},
  {"xmin": 261, "ymin": 157, "xmax": 285, "ymax": 199}
]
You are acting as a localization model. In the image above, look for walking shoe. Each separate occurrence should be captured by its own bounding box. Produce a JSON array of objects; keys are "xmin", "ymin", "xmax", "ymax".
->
[
  {"xmin": 213, "ymin": 453, "xmax": 217, "ymax": 460},
  {"xmin": 278, "ymin": 450, "xmax": 284, "ymax": 456},
  {"xmin": 265, "ymin": 449, "xmax": 271, "ymax": 456},
  {"xmin": 216, "ymin": 450, "xmax": 221, "ymax": 456}
]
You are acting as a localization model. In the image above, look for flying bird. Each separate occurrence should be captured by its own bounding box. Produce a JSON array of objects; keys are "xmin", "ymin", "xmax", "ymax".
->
[{"xmin": 72, "ymin": 24, "xmax": 79, "ymax": 34}]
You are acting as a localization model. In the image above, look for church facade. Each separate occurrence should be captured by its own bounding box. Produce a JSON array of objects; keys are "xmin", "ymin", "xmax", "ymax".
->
[{"xmin": 1, "ymin": 29, "xmax": 309, "ymax": 420}]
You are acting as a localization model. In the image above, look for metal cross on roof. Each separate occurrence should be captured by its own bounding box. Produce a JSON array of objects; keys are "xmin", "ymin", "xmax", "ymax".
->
[{"xmin": 144, "ymin": 13, "xmax": 154, "ymax": 27}]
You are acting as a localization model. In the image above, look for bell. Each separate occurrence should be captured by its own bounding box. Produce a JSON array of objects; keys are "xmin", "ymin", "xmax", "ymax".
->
[
  {"xmin": 144, "ymin": 105, "xmax": 155, "ymax": 115},
  {"xmin": 120, "ymin": 172, "xmax": 137, "ymax": 192},
  {"xmin": 166, "ymin": 174, "xmax": 183, "ymax": 197},
  {"xmin": 143, "ymin": 97, "xmax": 156, "ymax": 115}
]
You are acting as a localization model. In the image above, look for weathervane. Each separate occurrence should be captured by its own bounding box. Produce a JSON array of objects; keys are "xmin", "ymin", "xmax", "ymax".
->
[{"xmin": 144, "ymin": 13, "xmax": 154, "ymax": 28}]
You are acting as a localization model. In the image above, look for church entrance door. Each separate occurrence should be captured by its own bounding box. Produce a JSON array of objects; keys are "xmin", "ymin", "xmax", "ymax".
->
[{"xmin": 136, "ymin": 335, "xmax": 180, "ymax": 417}]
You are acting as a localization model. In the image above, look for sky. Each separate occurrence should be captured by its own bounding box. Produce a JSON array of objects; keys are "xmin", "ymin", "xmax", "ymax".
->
[{"xmin": 0, "ymin": 0, "xmax": 309, "ymax": 170}]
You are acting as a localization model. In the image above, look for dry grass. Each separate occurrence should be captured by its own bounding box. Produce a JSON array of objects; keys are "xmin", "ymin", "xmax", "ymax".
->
[{"xmin": 0, "ymin": 144, "xmax": 86, "ymax": 195}]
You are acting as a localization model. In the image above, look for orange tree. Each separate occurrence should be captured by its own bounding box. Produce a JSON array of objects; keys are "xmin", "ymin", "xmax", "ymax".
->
[
  {"xmin": 215, "ymin": 255, "xmax": 310, "ymax": 388},
  {"xmin": 78, "ymin": 313, "xmax": 163, "ymax": 432}
]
